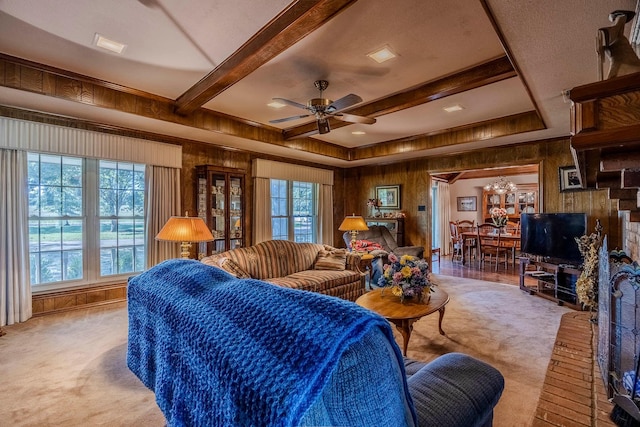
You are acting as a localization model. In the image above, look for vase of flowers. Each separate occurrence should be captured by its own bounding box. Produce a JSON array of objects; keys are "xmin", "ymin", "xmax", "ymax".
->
[
  {"xmin": 490, "ymin": 207, "xmax": 508, "ymax": 228},
  {"xmin": 377, "ymin": 254, "xmax": 433, "ymax": 303},
  {"xmin": 367, "ymin": 198, "xmax": 381, "ymax": 217}
]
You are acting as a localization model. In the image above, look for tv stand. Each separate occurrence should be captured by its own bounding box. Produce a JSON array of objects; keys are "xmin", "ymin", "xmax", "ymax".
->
[{"xmin": 519, "ymin": 257, "xmax": 582, "ymax": 310}]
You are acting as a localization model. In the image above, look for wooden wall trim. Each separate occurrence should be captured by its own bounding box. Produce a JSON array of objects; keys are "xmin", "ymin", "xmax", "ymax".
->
[
  {"xmin": 350, "ymin": 111, "xmax": 545, "ymax": 160},
  {"xmin": 32, "ymin": 283, "xmax": 127, "ymax": 317}
]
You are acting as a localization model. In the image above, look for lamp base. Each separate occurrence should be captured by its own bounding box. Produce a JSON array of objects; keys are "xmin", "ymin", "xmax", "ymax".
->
[
  {"xmin": 180, "ymin": 241, "xmax": 192, "ymax": 259},
  {"xmin": 350, "ymin": 230, "xmax": 358, "ymax": 252}
]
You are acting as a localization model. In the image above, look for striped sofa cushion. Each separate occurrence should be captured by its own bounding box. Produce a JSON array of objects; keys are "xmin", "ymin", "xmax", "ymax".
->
[{"xmin": 265, "ymin": 269, "xmax": 360, "ymax": 294}]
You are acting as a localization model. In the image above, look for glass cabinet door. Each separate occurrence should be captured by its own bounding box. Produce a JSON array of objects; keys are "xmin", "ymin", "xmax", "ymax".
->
[
  {"xmin": 211, "ymin": 174, "xmax": 226, "ymax": 254},
  {"xmin": 195, "ymin": 166, "xmax": 245, "ymax": 257},
  {"xmin": 229, "ymin": 175, "xmax": 243, "ymax": 250}
]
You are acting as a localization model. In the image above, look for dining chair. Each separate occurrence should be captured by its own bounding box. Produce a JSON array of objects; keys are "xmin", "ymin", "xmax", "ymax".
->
[
  {"xmin": 456, "ymin": 220, "xmax": 477, "ymax": 262},
  {"xmin": 503, "ymin": 220, "xmax": 521, "ymax": 264},
  {"xmin": 476, "ymin": 223, "xmax": 510, "ymax": 271},
  {"xmin": 449, "ymin": 221, "xmax": 463, "ymax": 262}
]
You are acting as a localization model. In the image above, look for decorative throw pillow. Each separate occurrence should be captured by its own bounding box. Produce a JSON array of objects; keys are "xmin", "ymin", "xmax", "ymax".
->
[
  {"xmin": 314, "ymin": 249, "xmax": 347, "ymax": 271},
  {"xmin": 217, "ymin": 257, "xmax": 251, "ymax": 278},
  {"xmin": 353, "ymin": 239, "xmax": 384, "ymax": 252}
]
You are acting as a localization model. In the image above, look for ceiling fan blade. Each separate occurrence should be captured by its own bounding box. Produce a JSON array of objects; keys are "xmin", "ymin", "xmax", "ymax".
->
[
  {"xmin": 269, "ymin": 114, "xmax": 310, "ymax": 124},
  {"xmin": 272, "ymin": 97, "xmax": 308, "ymax": 110},
  {"xmin": 333, "ymin": 113, "xmax": 376, "ymax": 125},
  {"xmin": 317, "ymin": 118, "xmax": 331, "ymax": 134},
  {"xmin": 326, "ymin": 94, "xmax": 362, "ymax": 112}
]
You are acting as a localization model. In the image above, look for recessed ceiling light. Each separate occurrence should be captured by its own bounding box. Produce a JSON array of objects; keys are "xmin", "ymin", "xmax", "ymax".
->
[
  {"xmin": 267, "ymin": 101, "xmax": 286, "ymax": 109},
  {"xmin": 352, "ymin": 131, "xmax": 366, "ymax": 135},
  {"xmin": 443, "ymin": 104, "xmax": 464, "ymax": 113},
  {"xmin": 367, "ymin": 45, "xmax": 396, "ymax": 63},
  {"xmin": 94, "ymin": 33, "xmax": 127, "ymax": 54}
]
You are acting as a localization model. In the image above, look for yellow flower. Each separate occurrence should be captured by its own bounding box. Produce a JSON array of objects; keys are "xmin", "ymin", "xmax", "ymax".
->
[
  {"xmin": 401, "ymin": 266, "xmax": 412, "ymax": 278},
  {"xmin": 391, "ymin": 285, "xmax": 403, "ymax": 296},
  {"xmin": 400, "ymin": 255, "xmax": 413, "ymax": 265}
]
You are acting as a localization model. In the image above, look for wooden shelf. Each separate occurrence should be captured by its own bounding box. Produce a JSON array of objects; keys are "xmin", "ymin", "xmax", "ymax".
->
[
  {"xmin": 519, "ymin": 258, "xmax": 582, "ymax": 310},
  {"xmin": 569, "ymin": 72, "xmax": 640, "ymax": 220}
]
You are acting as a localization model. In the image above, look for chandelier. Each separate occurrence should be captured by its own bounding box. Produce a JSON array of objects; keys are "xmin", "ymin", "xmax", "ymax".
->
[{"xmin": 483, "ymin": 176, "xmax": 517, "ymax": 194}]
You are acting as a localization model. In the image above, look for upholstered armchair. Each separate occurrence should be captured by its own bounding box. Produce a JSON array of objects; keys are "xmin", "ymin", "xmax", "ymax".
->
[{"xmin": 342, "ymin": 225, "xmax": 424, "ymax": 259}]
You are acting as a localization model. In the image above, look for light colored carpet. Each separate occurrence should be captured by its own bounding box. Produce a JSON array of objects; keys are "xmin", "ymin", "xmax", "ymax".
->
[{"xmin": 0, "ymin": 275, "xmax": 570, "ymax": 426}]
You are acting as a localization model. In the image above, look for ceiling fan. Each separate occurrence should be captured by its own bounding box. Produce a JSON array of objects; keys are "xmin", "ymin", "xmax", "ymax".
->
[{"xmin": 269, "ymin": 80, "xmax": 376, "ymax": 134}]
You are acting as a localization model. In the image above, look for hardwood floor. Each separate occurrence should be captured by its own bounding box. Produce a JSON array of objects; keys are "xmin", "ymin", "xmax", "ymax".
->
[{"xmin": 430, "ymin": 254, "xmax": 520, "ymax": 286}]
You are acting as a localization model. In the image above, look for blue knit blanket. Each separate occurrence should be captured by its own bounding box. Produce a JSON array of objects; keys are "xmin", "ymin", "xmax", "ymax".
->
[{"xmin": 127, "ymin": 259, "xmax": 416, "ymax": 426}]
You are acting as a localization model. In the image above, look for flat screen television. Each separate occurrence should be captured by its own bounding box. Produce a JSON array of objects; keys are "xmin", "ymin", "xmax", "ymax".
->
[{"xmin": 520, "ymin": 213, "xmax": 587, "ymax": 265}]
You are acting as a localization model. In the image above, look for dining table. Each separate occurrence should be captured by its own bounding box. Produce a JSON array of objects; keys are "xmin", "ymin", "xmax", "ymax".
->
[{"xmin": 460, "ymin": 230, "xmax": 521, "ymax": 266}]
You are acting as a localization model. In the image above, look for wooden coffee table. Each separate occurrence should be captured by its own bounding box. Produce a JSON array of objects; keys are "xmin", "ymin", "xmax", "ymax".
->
[{"xmin": 356, "ymin": 287, "xmax": 450, "ymax": 356}]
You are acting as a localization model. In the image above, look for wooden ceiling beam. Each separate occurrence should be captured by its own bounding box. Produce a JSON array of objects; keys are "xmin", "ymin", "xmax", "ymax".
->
[
  {"xmin": 174, "ymin": 0, "xmax": 357, "ymax": 115},
  {"xmin": 283, "ymin": 56, "xmax": 517, "ymax": 139}
]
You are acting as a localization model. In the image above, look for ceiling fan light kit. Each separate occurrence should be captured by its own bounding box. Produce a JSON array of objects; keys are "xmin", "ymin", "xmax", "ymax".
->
[{"xmin": 270, "ymin": 80, "xmax": 376, "ymax": 135}]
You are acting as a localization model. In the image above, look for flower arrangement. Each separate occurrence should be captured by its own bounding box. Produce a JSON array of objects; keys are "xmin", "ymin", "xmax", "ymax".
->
[
  {"xmin": 367, "ymin": 198, "xmax": 381, "ymax": 208},
  {"xmin": 490, "ymin": 207, "xmax": 508, "ymax": 227},
  {"xmin": 367, "ymin": 198, "xmax": 381, "ymax": 217},
  {"xmin": 377, "ymin": 254, "xmax": 433, "ymax": 302}
]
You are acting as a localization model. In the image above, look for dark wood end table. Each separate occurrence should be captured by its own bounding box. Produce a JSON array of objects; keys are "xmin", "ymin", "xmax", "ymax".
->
[{"xmin": 355, "ymin": 287, "xmax": 449, "ymax": 356}]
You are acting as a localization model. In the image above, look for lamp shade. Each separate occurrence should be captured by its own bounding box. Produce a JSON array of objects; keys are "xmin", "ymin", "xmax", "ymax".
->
[
  {"xmin": 338, "ymin": 215, "xmax": 369, "ymax": 232},
  {"xmin": 156, "ymin": 216, "xmax": 214, "ymax": 243}
]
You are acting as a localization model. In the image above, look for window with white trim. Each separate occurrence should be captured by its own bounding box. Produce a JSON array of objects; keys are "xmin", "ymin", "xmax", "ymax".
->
[
  {"xmin": 27, "ymin": 153, "xmax": 145, "ymax": 287},
  {"xmin": 270, "ymin": 179, "xmax": 317, "ymax": 243}
]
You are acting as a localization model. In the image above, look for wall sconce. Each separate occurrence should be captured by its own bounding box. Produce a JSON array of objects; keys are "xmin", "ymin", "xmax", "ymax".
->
[{"xmin": 156, "ymin": 213, "xmax": 214, "ymax": 259}]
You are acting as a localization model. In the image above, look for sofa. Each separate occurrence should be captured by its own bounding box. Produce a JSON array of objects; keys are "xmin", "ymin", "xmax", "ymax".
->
[
  {"xmin": 201, "ymin": 239, "xmax": 365, "ymax": 301},
  {"xmin": 127, "ymin": 259, "xmax": 505, "ymax": 427}
]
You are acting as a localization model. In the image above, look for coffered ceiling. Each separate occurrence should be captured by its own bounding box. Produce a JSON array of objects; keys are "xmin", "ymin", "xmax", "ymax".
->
[{"xmin": 0, "ymin": 0, "xmax": 636, "ymax": 167}]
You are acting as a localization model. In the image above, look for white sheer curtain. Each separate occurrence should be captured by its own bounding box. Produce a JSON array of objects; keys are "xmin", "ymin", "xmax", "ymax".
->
[
  {"xmin": 437, "ymin": 181, "xmax": 452, "ymax": 255},
  {"xmin": 145, "ymin": 165, "xmax": 181, "ymax": 267},
  {"xmin": 253, "ymin": 177, "xmax": 272, "ymax": 244},
  {"xmin": 0, "ymin": 149, "xmax": 31, "ymax": 327},
  {"xmin": 318, "ymin": 184, "xmax": 334, "ymax": 246}
]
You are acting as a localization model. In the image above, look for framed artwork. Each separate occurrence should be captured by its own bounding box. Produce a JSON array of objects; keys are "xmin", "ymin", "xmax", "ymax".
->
[
  {"xmin": 457, "ymin": 196, "xmax": 477, "ymax": 212},
  {"xmin": 376, "ymin": 185, "xmax": 401, "ymax": 209},
  {"xmin": 559, "ymin": 166, "xmax": 582, "ymax": 192}
]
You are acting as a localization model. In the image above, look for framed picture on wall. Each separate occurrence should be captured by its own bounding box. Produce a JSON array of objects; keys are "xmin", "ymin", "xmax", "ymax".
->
[
  {"xmin": 457, "ymin": 196, "xmax": 477, "ymax": 212},
  {"xmin": 559, "ymin": 166, "xmax": 582, "ymax": 192},
  {"xmin": 376, "ymin": 185, "xmax": 401, "ymax": 209}
]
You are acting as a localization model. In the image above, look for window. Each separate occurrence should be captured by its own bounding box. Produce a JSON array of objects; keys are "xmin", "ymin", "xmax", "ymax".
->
[
  {"xmin": 27, "ymin": 153, "xmax": 145, "ymax": 287},
  {"xmin": 270, "ymin": 179, "xmax": 317, "ymax": 242},
  {"xmin": 98, "ymin": 161, "xmax": 146, "ymax": 276},
  {"xmin": 28, "ymin": 154, "xmax": 83, "ymax": 284}
]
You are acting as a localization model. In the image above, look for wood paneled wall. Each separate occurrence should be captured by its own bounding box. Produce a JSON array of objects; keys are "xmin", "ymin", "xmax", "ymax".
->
[{"xmin": 344, "ymin": 138, "xmax": 620, "ymax": 256}]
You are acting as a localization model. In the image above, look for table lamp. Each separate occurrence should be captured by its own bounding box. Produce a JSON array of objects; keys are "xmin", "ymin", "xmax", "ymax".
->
[
  {"xmin": 338, "ymin": 214, "xmax": 369, "ymax": 251},
  {"xmin": 156, "ymin": 212, "xmax": 214, "ymax": 259}
]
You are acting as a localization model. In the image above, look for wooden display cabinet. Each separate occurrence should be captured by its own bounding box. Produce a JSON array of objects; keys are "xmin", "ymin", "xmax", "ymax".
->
[
  {"xmin": 482, "ymin": 183, "xmax": 538, "ymax": 223},
  {"xmin": 195, "ymin": 165, "xmax": 245, "ymax": 257}
]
